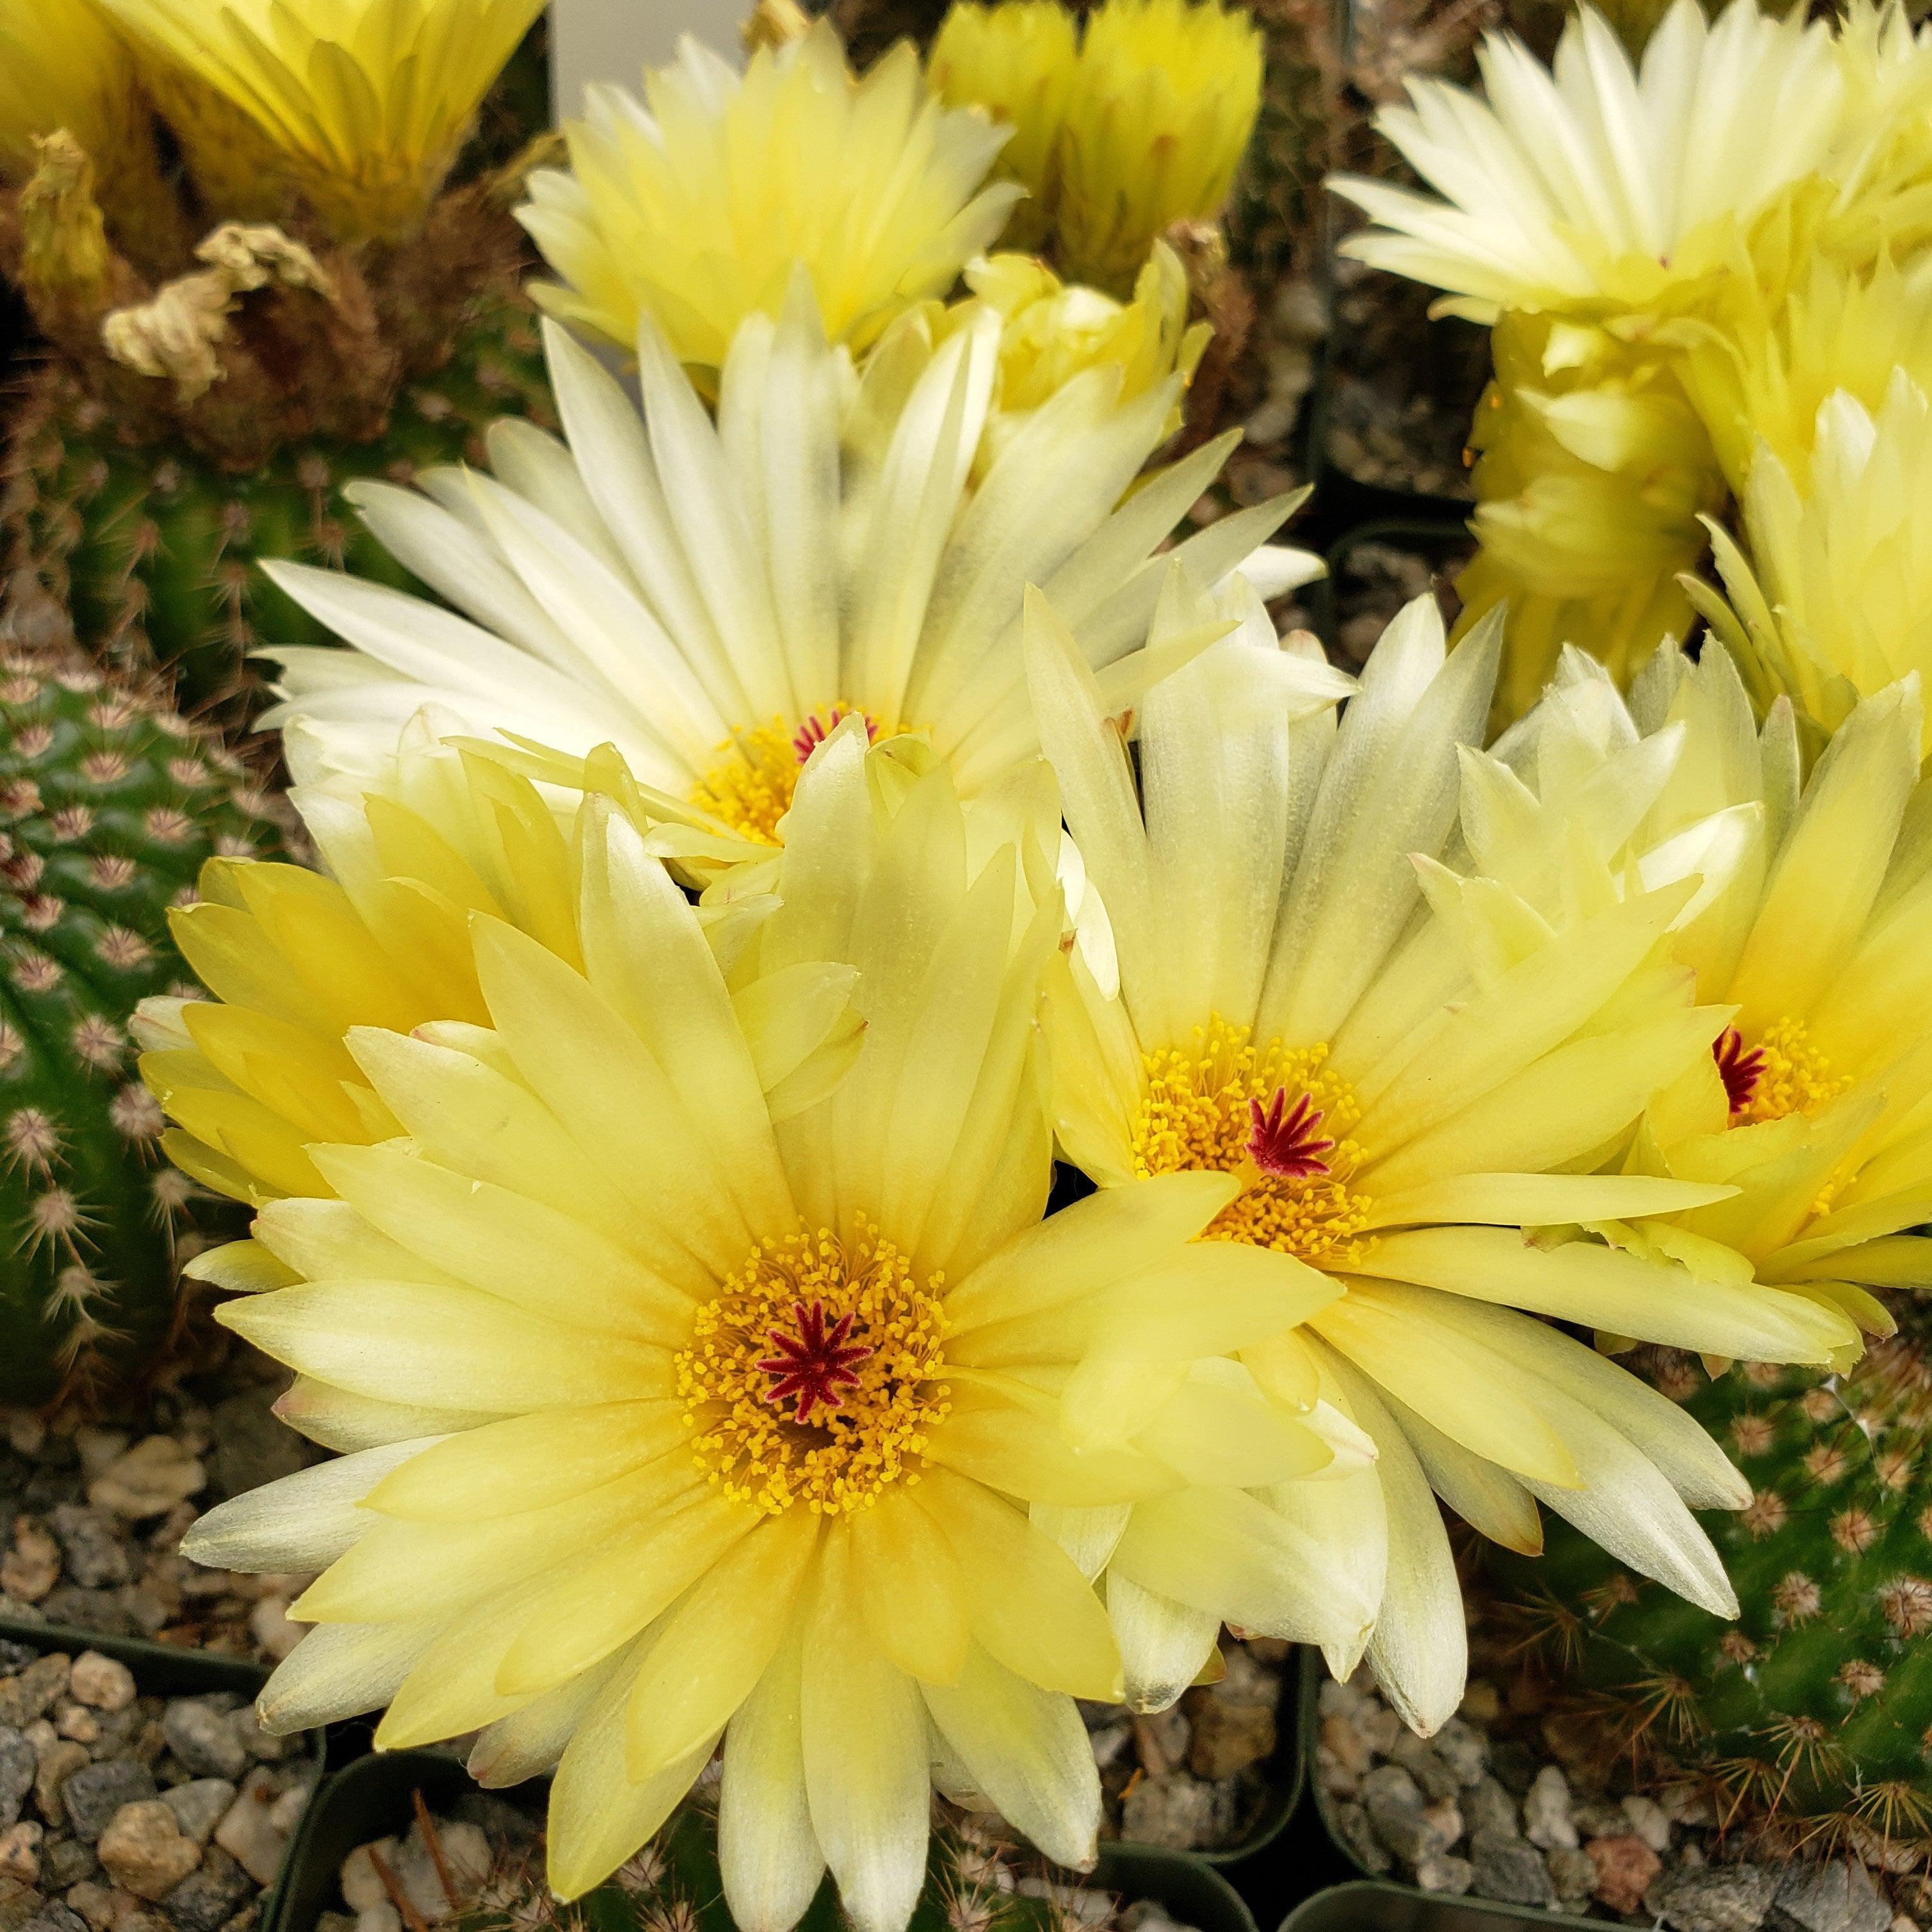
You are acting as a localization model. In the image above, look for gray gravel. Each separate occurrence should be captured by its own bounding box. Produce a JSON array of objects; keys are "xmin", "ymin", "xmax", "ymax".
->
[
  {"xmin": 320, "ymin": 1798, "xmax": 1209, "ymax": 1932},
  {"xmin": 1317, "ymin": 1663, "xmax": 1913, "ymax": 1930},
  {"xmin": 1, "ymin": 1337, "xmax": 318, "ymax": 1665},
  {"xmin": 0, "ymin": 1644, "xmax": 313, "ymax": 1932},
  {"xmin": 1089, "ymin": 1639, "xmax": 1289, "ymax": 1852}
]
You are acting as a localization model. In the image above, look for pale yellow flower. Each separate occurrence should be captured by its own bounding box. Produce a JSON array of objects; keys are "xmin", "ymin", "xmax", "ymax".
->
[
  {"xmin": 930, "ymin": 0, "xmax": 1263, "ymax": 295},
  {"xmin": 1456, "ymin": 313, "xmax": 1726, "ymax": 724},
  {"xmin": 1689, "ymin": 370, "xmax": 1932, "ymax": 754},
  {"xmin": 519, "ymin": 22, "xmax": 1019, "ymax": 375},
  {"xmin": 258, "ymin": 292, "xmax": 1317, "ymax": 891},
  {"xmin": 177, "ymin": 731, "xmax": 1366, "ymax": 1928},
  {"xmin": 1493, "ymin": 644, "xmax": 1932, "ymax": 1347},
  {"xmin": 1333, "ymin": 0, "xmax": 1871, "ymax": 327},
  {"xmin": 95, "ymin": 0, "xmax": 543, "ymax": 242},
  {"xmin": 1027, "ymin": 572, "xmax": 1854, "ymax": 1733},
  {"xmin": 135, "ymin": 739, "xmax": 866, "ymax": 1208},
  {"xmin": 946, "ymin": 243, "xmax": 1210, "ymax": 475},
  {"xmin": 1671, "ymin": 254, "xmax": 1932, "ymax": 494},
  {"xmin": 929, "ymin": 0, "xmax": 1079, "ymax": 256}
]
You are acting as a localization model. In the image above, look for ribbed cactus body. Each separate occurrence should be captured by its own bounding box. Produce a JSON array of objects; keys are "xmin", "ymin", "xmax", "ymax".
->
[
  {"xmin": 5, "ymin": 293, "xmax": 553, "ymax": 726},
  {"xmin": 1492, "ymin": 1301, "xmax": 1932, "ymax": 1853},
  {"xmin": 0, "ymin": 651, "xmax": 279, "ymax": 1406}
]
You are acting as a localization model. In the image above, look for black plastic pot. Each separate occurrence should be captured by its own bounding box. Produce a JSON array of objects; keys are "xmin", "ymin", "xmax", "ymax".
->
[
  {"xmin": 1281, "ymin": 1879, "xmax": 1601, "ymax": 1932},
  {"xmin": 0, "ymin": 1612, "xmax": 272, "ymax": 1696},
  {"xmin": 268, "ymin": 1749, "xmax": 1262, "ymax": 1932},
  {"xmin": 0, "ymin": 1618, "xmax": 321, "ymax": 1928}
]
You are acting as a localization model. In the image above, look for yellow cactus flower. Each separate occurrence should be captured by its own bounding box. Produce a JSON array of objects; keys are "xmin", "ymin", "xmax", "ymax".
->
[
  {"xmin": 1455, "ymin": 313, "xmax": 1726, "ymax": 724},
  {"xmin": 93, "ymin": 0, "xmax": 544, "ymax": 242},
  {"xmin": 519, "ymin": 22, "xmax": 1019, "ymax": 375},
  {"xmin": 1497, "ymin": 644, "xmax": 1932, "ymax": 1345},
  {"xmin": 177, "ymin": 731, "xmax": 1368, "ymax": 1926},
  {"xmin": 134, "ymin": 740, "xmax": 866, "ymax": 1208},
  {"xmin": 1333, "ymin": 0, "xmax": 1861, "ymax": 326},
  {"xmin": 1688, "ymin": 371, "xmax": 1932, "ymax": 755},
  {"xmin": 1671, "ymin": 254, "xmax": 1932, "ymax": 494},
  {"xmin": 948, "ymin": 242, "xmax": 1210, "ymax": 475},
  {"xmin": 928, "ymin": 0, "xmax": 1078, "ymax": 257},
  {"xmin": 0, "ymin": 0, "xmax": 181, "ymax": 243},
  {"xmin": 930, "ymin": 0, "xmax": 1263, "ymax": 296},
  {"xmin": 258, "ymin": 289, "xmax": 1319, "ymax": 890},
  {"xmin": 0, "ymin": 0, "xmax": 126, "ymax": 175},
  {"xmin": 1027, "ymin": 576, "xmax": 1858, "ymax": 1733}
]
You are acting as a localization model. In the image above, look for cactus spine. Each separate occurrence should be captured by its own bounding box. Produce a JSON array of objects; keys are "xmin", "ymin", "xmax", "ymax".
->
[
  {"xmin": 0, "ymin": 647, "xmax": 279, "ymax": 1406},
  {"xmin": 1491, "ymin": 1300, "xmax": 1932, "ymax": 1861}
]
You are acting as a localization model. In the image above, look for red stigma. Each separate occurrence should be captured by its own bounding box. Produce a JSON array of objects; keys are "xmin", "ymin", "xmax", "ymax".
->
[
  {"xmin": 757, "ymin": 1299, "xmax": 873, "ymax": 1421},
  {"xmin": 792, "ymin": 708, "xmax": 878, "ymax": 765},
  {"xmin": 1247, "ymin": 1088, "xmax": 1335, "ymax": 1179},
  {"xmin": 1714, "ymin": 1027, "xmax": 1765, "ymax": 1118}
]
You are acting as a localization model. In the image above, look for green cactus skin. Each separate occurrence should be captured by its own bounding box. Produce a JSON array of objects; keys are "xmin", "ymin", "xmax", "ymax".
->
[
  {"xmin": 1489, "ymin": 1304, "xmax": 1932, "ymax": 1859},
  {"xmin": 3, "ymin": 293, "xmax": 555, "ymax": 728},
  {"xmin": 0, "ymin": 649, "xmax": 280, "ymax": 1408},
  {"xmin": 448, "ymin": 1802, "xmax": 1109, "ymax": 1932}
]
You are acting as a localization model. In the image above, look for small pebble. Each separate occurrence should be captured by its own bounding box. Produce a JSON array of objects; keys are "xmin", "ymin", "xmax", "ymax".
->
[
  {"xmin": 1590, "ymin": 1833, "xmax": 1664, "ymax": 1914},
  {"xmin": 213, "ymin": 1771, "xmax": 291, "ymax": 1888},
  {"xmin": 1648, "ymin": 1862, "xmax": 1781, "ymax": 1932},
  {"xmin": 156, "ymin": 1708, "xmax": 242, "ymax": 1786},
  {"xmin": 0, "ymin": 1819, "xmax": 43, "ymax": 1882},
  {"xmin": 1469, "ymin": 1825, "xmax": 1557, "ymax": 1907},
  {"xmin": 159, "ymin": 1846, "xmax": 254, "ymax": 1932},
  {"xmin": 0, "ymin": 1628, "xmax": 306, "ymax": 1932},
  {"xmin": 86, "ymin": 1442, "xmax": 205, "ymax": 1523},
  {"xmin": 58, "ymin": 1762, "xmax": 155, "ymax": 1846},
  {"xmin": 158, "ymin": 1786, "xmax": 232, "ymax": 1851},
  {"xmin": 0, "ymin": 1730, "xmax": 34, "ymax": 1830},
  {"xmin": 96, "ymin": 1805, "xmax": 199, "ymax": 1903},
  {"xmin": 1550, "ymin": 1844, "xmax": 1599, "ymax": 1906},
  {"xmin": 65, "ymin": 1664, "xmax": 133, "ymax": 1719},
  {"xmin": 53, "ymin": 1714, "xmax": 96, "ymax": 1749},
  {"xmin": 1417, "ymin": 1853, "xmax": 1473, "ymax": 1895},
  {"xmin": 1522, "ymin": 1764, "xmax": 1579, "ymax": 1850}
]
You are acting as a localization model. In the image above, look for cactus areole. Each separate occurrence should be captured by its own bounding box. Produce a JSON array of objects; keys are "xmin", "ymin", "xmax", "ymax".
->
[{"xmin": 0, "ymin": 650, "xmax": 279, "ymax": 1406}]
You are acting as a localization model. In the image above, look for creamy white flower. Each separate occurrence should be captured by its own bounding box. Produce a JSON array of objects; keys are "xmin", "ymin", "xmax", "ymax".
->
[{"xmin": 259, "ymin": 282, "xmax": 1319, "ymax": 885}]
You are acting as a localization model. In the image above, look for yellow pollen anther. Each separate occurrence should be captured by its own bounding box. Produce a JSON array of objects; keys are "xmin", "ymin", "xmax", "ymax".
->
[
  {"xmin": 688, "ymin": 705, "xmax": 897, "ymax": 845},
  {"xmin": 1130, "ymin": 1016, "xmax": 1374, "ymax": 1268},
  {"xmin": 1734, "ymin": 1016, "xmax": 1850, "ymax": 1126},
  {"xmin": 676, "ymin": 1221, "xmax": 949, "ymax": 1516}
]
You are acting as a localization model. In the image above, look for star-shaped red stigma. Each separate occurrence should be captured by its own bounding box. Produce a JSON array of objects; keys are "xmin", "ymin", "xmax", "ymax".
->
[
  {"xmin": 792, "ymin": 708, "xmax": 879, "ymax": 765},
  {"xmin": 757, "ymin": 1299, "xmax": 873, "ymax": 1422},
  {"xmin": 1713, "ymin": 1027, "xmax": 1765, "ymax": 1119},
  {"xmin": 1247, "ymin": 1088, "xmax": 1335, "ymax": 1178}
]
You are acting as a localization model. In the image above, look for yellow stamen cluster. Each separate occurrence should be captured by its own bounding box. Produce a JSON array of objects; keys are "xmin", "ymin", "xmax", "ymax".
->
[
  {"xmin": 676, "ymin": 1222, "xmax": 950, "ymax": 1516},
  {"xmin": 1131, "ymin": 1016, "xmax": 1376, "ymax": 1268},
  {"xmin": 1739, "ymin": 1017, "xmax": 1851, "ymax": 1125},
  {"xmin": 688, "ymin": 707, "xmax": 897, "ymax": 846}
]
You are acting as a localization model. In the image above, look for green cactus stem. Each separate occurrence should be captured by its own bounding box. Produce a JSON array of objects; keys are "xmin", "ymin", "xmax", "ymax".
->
[
  {"xmin": 0, "ymin": 647, "xmax": 280, "ymax": 1407},
  {"xmin": 4, "ymin": 290, "xmax": 554, "ymax": 731},
  {"xmin": 1490, "ymin": 1299, "xmax": 1932, "ymax": 1862}
]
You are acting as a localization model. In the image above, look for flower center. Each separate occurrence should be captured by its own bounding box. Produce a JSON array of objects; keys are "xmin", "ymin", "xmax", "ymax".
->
[
  {"xmin": 676, "ymin": 1222, "xmax": 949, "ymax": 1516},
  {"xmin": 1718, "ymin": 1017, "xmax": 1848, "ymax": 1125},
  {"xmin": 688, "ymin": 706, "xmax": 885, "ymax": 847},
  {"xmin": 757, "ymin": 1299, "xmax": 873, "ymax": 1421},
  {"xmin": 1131, "ymin": 1016, "xmax": 1374, "ymax": 1269}
]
